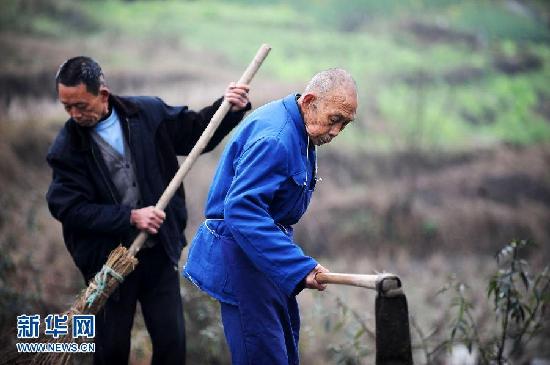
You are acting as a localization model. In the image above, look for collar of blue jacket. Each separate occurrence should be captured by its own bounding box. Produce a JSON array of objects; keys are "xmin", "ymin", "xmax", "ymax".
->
[{"xmin": 283, "ymin": 93, "xmax": 308, "ymax": 148}]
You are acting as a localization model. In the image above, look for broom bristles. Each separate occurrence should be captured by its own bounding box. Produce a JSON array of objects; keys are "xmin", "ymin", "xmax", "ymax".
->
[
  {"xmin": 1, "ymin": 246, "xmax": 138, "ymax": 365},
  {"xmin": 78, "ymin": 245, "xmax": 137, "ymax": 314}
]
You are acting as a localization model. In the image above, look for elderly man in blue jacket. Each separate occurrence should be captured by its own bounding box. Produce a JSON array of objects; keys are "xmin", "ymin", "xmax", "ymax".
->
[
  {"xmin": 184, "ymin": 68, "xmax": 358, "ymax": 364},
  {"xmin": 46, "ymin": 56, "xmax": 251, "ymax": 365}
]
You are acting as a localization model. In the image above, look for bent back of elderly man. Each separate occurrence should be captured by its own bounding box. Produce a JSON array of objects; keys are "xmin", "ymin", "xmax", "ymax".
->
[{"xmin": 184, "ymin": 68, "xmax": 357, "ymax": 364}]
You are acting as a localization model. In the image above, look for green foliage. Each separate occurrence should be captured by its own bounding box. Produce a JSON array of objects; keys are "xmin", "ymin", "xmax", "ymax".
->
[
  {"xmin": 489, "ymin": 240, "xmax": 550, "ymax": 363},
  {"xmin": 448, "ymin": 2, "xmax": 550, "ymax": 42},
  {"xmin": 441, "ymin": 240, "xmax": 550, "ymax": 364},
  {"xmin": 1, "ymin": 0, "xmax": 97, "ymax": 35},
  {"xmin": 443, "ymin": 276, "xmax": 493, "ymax": 362},
  {"xmin": 4, "ymin": 0, "xmax": 550, "ymax": 150},
  {"xmin": 324, "ymin": 296, "xmax": 374, "ymax": 364}
]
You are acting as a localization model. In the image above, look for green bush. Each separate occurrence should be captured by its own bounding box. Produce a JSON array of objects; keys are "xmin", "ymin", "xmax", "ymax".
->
[{"xmin": 433, "ymin": 240, "xmax": 549, "ymax": 364}]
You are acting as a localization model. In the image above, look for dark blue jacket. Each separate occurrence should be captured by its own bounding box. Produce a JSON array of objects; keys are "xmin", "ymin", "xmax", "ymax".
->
[
  {"xmin": 184, "ymin": 94, "xmax": 318, "ymax": 303},
  {"xmin": 46, "ymin": 94, "xmax": 249, "ymax": 281}
]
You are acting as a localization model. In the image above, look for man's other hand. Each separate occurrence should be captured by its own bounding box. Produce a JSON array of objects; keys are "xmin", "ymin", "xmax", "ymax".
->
[
  {"xmin": 225, "ymin": 82, "xmax": 250, "ymax": 112},
  {"xmin": 130, "ymin": 206, "xmax": 166, "ymax": 234},
  {"xmin": 305, "ymin": 264, "xmax": 329, "ymax": 291}
]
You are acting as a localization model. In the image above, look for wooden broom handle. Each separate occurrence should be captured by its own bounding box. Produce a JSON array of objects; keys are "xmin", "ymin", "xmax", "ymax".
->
[
  {"xmin": 315, "ymin": 272, "xmax": 403, "ymax": 295},
  {"xmin": 128, "ymin": 44, "xmax": 272, "ymax": 257}
]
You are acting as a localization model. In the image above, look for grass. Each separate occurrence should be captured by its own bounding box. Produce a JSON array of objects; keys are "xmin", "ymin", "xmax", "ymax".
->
[
  {"xmin": 4, "ymin": 0, "xmax": 548, "ymax": 150},
  {"xmin": 72, "ymin": 0, "xmax": 550, "ymax": 151},
  {"xmin": 448, "ymin": 1, "xmax": 550, "ymax": 42}
]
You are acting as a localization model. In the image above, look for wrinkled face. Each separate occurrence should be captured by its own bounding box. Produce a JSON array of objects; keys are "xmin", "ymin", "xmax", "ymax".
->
[
  {"xmin": 302, "ymin": 89, "xmax": 357, "ymax": 146},
  {"xmin": 58, "ymin": 83, "xmax": 109, "ymax": 127}
]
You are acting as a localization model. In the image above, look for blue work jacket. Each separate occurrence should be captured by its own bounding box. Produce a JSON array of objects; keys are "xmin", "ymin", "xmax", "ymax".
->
[{"xmin": 183, "ymin": 94, "xmax": 318, "ymax": 304}]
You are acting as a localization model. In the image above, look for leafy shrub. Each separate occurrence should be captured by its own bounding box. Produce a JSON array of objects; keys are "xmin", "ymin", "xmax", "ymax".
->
[{"xmin": 427, "ymin": 240, "xmax": 549, "ymax": 364}]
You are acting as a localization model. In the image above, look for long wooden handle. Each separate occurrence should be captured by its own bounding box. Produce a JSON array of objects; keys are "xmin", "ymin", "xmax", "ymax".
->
[
  {"xmin": 316, "ymin": 272, "xmax": 403, "ymax": 296},
  {"xmin": 128, "ymin": 44, "xmax": 272, "ymax": 257}
]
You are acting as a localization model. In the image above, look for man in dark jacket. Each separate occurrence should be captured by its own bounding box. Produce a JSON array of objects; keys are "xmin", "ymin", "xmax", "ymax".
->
[{"xmin": 46, "ymin": 56, "xmax": 250, "ymax": 364}]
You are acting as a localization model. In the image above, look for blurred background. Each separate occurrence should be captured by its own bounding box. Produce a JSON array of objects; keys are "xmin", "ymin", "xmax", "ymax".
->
[{"xmin": 1, "ymin": 0, "xmax": 549, "ymax": 363}]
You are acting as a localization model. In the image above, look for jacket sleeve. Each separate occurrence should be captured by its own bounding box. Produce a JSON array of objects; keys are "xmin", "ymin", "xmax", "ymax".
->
[
  {"xmin": 46, "ymin": 152, "xmax": 132, "ymax": 235},
  {"xmin": 224, "ymin": 136, "xmax": 318, "ymax": 297},
  {"xmin": 163, "ymin": 97, "xmax": 251, "ymax": 155}
]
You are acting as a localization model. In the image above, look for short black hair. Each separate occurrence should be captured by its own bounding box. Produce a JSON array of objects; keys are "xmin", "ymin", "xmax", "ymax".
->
[{"xmin": 55, "ymin": 56, "xmax": 105, "ymax": 95}]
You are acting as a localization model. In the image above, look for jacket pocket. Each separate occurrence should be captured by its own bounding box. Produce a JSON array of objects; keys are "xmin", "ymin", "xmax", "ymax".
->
[{"xmin": 183, "ymin": 222, "xmax": 234, "ymax": 302}]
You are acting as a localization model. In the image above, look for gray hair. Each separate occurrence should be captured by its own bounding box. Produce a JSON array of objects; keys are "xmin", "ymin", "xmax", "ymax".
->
[{"xmin": 304, "ymin": 68, "xmax": 357, "ymax": 96}]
